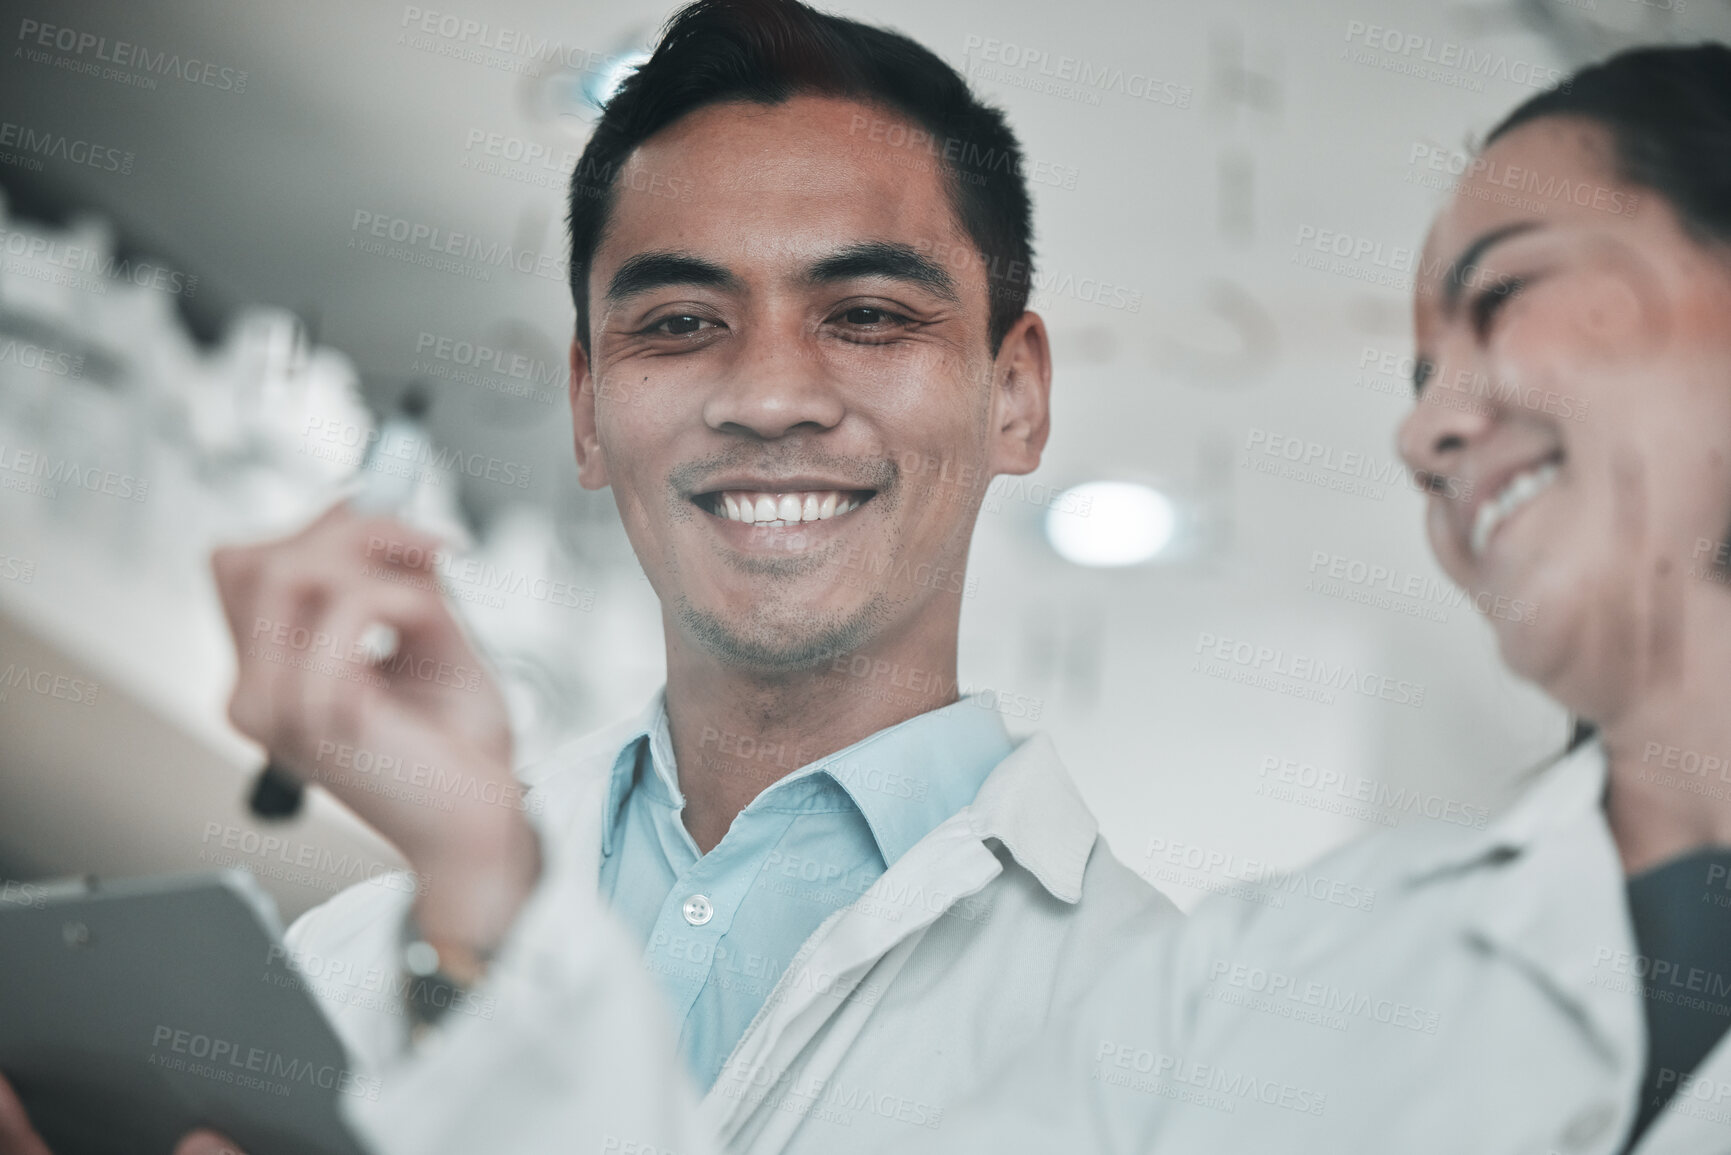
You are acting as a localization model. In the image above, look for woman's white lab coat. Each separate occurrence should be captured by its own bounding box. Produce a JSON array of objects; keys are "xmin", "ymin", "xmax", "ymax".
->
[{"xmin": 943, "ymin": 737, "xmax": 1731, "ymax": 1154}]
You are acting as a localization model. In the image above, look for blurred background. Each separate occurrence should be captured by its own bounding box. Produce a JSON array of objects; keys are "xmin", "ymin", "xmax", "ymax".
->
[{"xmin": 1, "ymin": 0, "xmax": 1723, "ymax": 920}]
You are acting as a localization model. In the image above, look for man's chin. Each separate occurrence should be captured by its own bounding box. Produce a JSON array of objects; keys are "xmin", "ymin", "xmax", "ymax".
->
[{"xmin": 674, "ymin": 595, "xmax": 885, "ymax": 674}]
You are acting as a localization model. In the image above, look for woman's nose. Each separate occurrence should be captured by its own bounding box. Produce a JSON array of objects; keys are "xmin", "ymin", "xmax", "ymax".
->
[{"xmin": 1397, "ymin": 357, "xmax": 1495, "ymax": 486}]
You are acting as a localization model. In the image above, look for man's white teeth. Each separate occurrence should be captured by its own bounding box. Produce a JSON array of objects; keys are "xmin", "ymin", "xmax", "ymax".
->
[
  {"xmin": 715, "ymin": 490, "xmax": 861, "ymax": 526},
  {"xmin": 1470, "ymin": 461, "xmax": 1559, "ymax": 557}
]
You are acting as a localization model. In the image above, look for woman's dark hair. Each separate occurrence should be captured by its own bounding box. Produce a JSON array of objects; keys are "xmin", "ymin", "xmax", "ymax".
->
[
  {"xmin": 1487, "ymin": 43, "xmax": 1731, "ymax": 247},
  {"xmin": 567, "ymin": 0, "xmax": 1033, "ymax": 354}
]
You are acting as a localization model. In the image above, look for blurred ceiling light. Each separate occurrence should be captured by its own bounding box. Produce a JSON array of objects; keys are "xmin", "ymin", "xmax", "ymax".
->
[
  {"xmin": 1045, "ymin": 481, "xmax": 1178, "ymax": 568},
  {"xmin": 587, "ymin": 50, "xmax": 652, "ymax": 110},
  {"xmin": 530, "ymin": 41, "xmax": 651, "ymax": 125}
]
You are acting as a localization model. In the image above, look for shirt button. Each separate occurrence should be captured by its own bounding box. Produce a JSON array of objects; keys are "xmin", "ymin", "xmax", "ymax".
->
[
  {"xmin": 682, "ymin": 894, "xmax": 714, "ymax": 926},
  {"xmin": 1558, "ymin": 1102, "xmax": 1616, "ymax": 1150}
]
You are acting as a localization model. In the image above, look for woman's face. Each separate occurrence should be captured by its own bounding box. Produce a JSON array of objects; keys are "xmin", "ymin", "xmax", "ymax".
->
[{"xmin": 1400, "ymin": 116, "xmax": 1731, "ymax": 724}]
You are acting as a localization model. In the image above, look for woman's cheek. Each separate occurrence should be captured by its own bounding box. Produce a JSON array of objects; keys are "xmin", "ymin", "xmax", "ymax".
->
[{"xmin": 1564, "ymin": 263, "xmax": 1667, "ymax": 366}]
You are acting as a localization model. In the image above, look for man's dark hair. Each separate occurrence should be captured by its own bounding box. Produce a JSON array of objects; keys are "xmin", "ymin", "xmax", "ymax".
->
[
  {"xmin": 566, "ymin": 0, "xmax": 1034, "ymax": 355},
  {"xmin": 1487, "ymin": 43, "xmax": 1731, "ymax": 247}
]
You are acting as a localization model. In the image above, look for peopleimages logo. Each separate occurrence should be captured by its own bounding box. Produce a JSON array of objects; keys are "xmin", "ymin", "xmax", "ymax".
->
[
  {"xmin": 16, "ymin": 19, "xmax": 249, "ymax": 92},
  {"xmin": 1092, "ymin": 1041, "xmax": 1328, "ymax": 1116},
  {"xmin": 413, "ymin": 331, "xmax": 564, "ymax": 397},
  {"xmin": 960, "ymin": 36, "xmax": 1193, "ymax": 109},
  {"xmin": 1355, "ymin": 345, "xmax": 1590, "ymax": 423},
  {"xmin": 149, "ymin": 1025, "xmax": 380, "ymax": 1100},
  {"xmin": 1306, "ymin": 550, "xmax": 1537, "ymax": 626},
  {"xmin": 1193, "ymin": 630, "xmax": 1426, "ymax": 709},
  {"xmin": 398, "ymin": 6, "xmax": 614, "ymax": 78},
  {"xmin": 348, "ymin": 210, "xmax": 566, "ymax": 285},
  {"xmin": 0, "ymin": 337, "xmax": 83, "ymax": 379},
  {"xmin": 0, "ymin": 225, "xmax": 198, "ymax": 298},
  {"xmin": 0, "ymin": 664, "xmax": 99, "ymax": 707},
  {"xmin": 1405, "ymin": 143, "xmax": 1638, "ymax": 217},
  {"xmin": 1255, "ymin": 754, "xmax": 1490, "ymax": 829},
  {"xmin": 1241, "ymin": 427, "xmax": 1468, "ymax": 504},
  {"xmin": 302, "ymin": 416, "xmax": 535, "ymax": 491},
  {"xmin": 0, "ymin": 442, "xmax": 150, "ymax": 503},
  {"xmin": 1341, "ymin": 21, "xmax": 1567, "ymax": 93},
  {"xmin": 0, "ymin": 121, "xmax": 133, "ymax": 174},
  {"xmin": 1205, "ymin": 959, "xmax": 1443, "ymax": 1034}
]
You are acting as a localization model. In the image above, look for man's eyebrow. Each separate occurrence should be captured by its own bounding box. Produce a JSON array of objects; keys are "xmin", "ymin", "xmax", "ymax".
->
[
  {"xmin": 604, "ymin": 251, "xmax": 740, "ymax": 303},
  {"xmin": 804, "ymin": 242, "xmax": 960, "ymax": 303},
  {"xmin": 1440, "ymin": 222, "xmax": 1541, "ymax": 314}
]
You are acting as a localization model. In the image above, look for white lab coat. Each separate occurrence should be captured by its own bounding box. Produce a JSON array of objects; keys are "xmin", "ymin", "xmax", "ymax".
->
[
  {"xmin": 283, "ymin": 715, "xmax": 1177, "ymax": 1155},
  {"xmin": 935, "ymin": 737, "xmax": 1731, "ymax": 1154}
]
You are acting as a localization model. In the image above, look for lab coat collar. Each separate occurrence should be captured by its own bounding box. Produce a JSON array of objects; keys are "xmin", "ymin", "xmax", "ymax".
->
[
  {"xmin": 1395, "ymin": 737, "xmax": 1609, "ymax": 890},
  {"xmin": 706, "ymin": 730, "xmax": 1101, "ymax": 1140},
  {"xmin": 1398, "ymin": 738, "xmax": 1642, "ymax": 1070},
  {"xmin": 964, "ymin": 731, "xmax": 1098, "ymax": 904}
]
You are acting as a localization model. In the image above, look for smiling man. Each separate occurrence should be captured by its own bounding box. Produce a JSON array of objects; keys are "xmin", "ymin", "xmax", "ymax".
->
[{"xmin": 179, "ymin": 1, "xmax": 1176, "ymax": 1153}]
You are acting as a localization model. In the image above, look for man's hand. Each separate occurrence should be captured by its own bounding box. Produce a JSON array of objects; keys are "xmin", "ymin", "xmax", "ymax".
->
[
  {"xmin": 0, "ymin": 1073, "xmax": 241, "ymax": 1154},
  {"xmin": 212, "ymin": 503, "xmax": 540, "ymax": 965}
]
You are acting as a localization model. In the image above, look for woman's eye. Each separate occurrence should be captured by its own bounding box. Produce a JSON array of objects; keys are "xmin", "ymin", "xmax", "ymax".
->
[
  {"xmin": 1471, "ymin": 277, "xmax": 1525, "ymax": 337},
  {"xmin": 1412, "ymin": 357, "xmax": 1436, "ymax": 396}
]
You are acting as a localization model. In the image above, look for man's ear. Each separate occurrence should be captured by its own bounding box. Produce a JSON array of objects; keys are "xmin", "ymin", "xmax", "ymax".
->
[
  {"xmin": 988, "ymin": 310, "xmax": 1053, "ymax": 477},
  {"xmin": 569, "ymin": 337, "xmax": 610, "ymax": 490}
]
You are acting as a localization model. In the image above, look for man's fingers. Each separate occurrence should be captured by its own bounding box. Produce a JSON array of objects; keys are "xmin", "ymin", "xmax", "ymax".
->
[
  {"xmin": 0, "ymin": 1075, "xmax": 53, "ymax": 1155},
  {"xmin": 254, "ymin": 578, "xmax": 453, "ymax": 772},
  {"xmin": 295, "ymin": 593, "xmax": 400, "ymax": 758},
  {"xmin": 226, "ymin": 537, "xmax": 437, "ymax": 746},
  {"xmin": 211, "ymin": 505, "xmax": 447, "ymax": 645},
  {"xmin": 173, "ymin": 1128, "xmax": 247, "ymax": 1155}
]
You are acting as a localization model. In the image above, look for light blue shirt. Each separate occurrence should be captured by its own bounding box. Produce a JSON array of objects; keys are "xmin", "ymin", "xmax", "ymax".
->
[{"xmin": 597, "ymin": 691, "xmax": 1014, "ymax": 1089}]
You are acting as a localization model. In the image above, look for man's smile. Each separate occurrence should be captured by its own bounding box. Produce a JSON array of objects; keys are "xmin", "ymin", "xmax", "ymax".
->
[{"xmin": 696, "ymin": 488, "xmax": 876, "ymax": 526}]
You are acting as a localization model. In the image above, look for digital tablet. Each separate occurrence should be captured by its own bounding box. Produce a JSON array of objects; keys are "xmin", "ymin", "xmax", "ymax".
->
[{"xmin": 0, "ymin": 870, "xmax": 372, "ymax": 1155}]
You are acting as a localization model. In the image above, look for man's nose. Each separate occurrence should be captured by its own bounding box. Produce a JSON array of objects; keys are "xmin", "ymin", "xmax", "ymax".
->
[{"xmin": 702, "ymin": 325, "xmax": 846, "ymax": 439}]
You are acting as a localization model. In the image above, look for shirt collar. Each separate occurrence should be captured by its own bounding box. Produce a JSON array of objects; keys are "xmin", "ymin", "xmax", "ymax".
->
[
  {"xmin": 600, "ymin": 689, "xmax": 1013, "ymax": 868},
  {"xmin": 1395, "ymin": 735, "xmax": 1608, "ymax": 889},
  {"xmin": 599, "ymin": 690, "xmax": 670, "ymax": 858},
  {"xmin": 818, "ymin": 695, "xmax": 1013, "ymax": 867}
]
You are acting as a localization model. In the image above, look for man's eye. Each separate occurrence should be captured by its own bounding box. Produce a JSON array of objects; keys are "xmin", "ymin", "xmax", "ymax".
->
[
  {"xmin": 838, "ymin": 306, "xmax": 902, "ymax": 326},
  {"xmin": 649, "ymin": 314, "xmax": 714, "ymax": 336}
]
